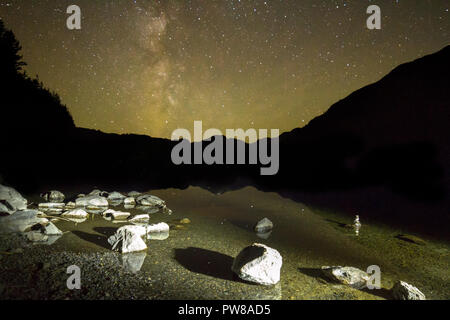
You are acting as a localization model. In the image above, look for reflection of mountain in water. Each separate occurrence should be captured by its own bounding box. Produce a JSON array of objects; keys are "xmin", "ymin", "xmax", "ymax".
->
[{"xmin": 0, "ymin": 19, "xmax": 449, "ymax": 240}]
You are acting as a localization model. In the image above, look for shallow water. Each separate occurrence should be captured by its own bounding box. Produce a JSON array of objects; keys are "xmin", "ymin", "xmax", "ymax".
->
[{"xmin": 4, "ymin": 186, "xmax": 449, "ymax": 300}]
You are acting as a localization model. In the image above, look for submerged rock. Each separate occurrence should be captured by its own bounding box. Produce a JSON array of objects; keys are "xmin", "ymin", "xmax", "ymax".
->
[
  {"xmin": 392, "ymin": 280, "xmax": 426, "ymax": 300},
  {"xmin": 75, "ymin": 195, "xmax": 108, "ymax": 208},
  {"xmin": 0, "ymin": 184, "xmax": 28, "ymax": 214},
  {"xmin": 136, "ymin": 205, "xmax": 160, "ymax": 214},
  {"xmin": 40, "ymin": 191, "xmax": 65, "ymax": 203},
  {"xmin": 232, "ymin": 243, "xmax": 282, "ymax": 286},
  {"xmin": 61, "ymin": 208, "xmax": 89, "ymax": 219},
  {"xmin": 254, "ymin": 218, "xmax": 273, "ymax": 233},
  {"xmin": 321, "ymin": 266, "xmax": 369, "ymax": 289},
  {"xmin": 179, "ymin": 218, "xmax": 191, "ymax": 224},
  {"xmin": 0, "ymin": 210, "xmax": 48, "ymax": 234},
  {"xmin": 396, "ymin": 234, "xmax": 426, "ymax": 245},
  {"xmin": 103, "ymin": 209, "xmax": 130, "ymax": 220},
  {"xmin": 108, "ymin": 225, "xmax": 147, "ymax": 253}
]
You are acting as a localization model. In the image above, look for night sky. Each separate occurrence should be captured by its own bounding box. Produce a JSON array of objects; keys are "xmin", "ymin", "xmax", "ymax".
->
[{"xmin": 0, "ymin": 1, "xmax": 448, "ymax": 139}]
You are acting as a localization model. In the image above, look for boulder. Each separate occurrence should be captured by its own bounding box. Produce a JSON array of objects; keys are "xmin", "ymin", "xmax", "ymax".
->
[
  {"xmin": 124, "ymin": 197, "xmax": 136, "ymax": 205},
  {"xmin": 254, "ymin": 218, "xmax": 273, "ymax": 233},
  {"xmin": 108, "ymin": 225, "xmax": 147, "ymax": 253},
  {"xmin": 232, "ymin": 243, "xmax": 282, "ymax": 286},
  {"xmin": 136, "ymin": 195, "xmax": 166, "ymax": 208},
  {"xmin": 392, "ymin": 281, "xmax": 426, "ymax": 300},
  {"xmin": 107, "ymin": 191, "xmax": 126, "ymax": 200},
  {"xmin": 40, "ymin": 190, "xmax": 65, "ymax": 202},
  {"xmin": 75, "ymin": 195, "xmax": 108, "ymax": 208},
  {"xmin": 0, "ymin": 184, "xmax": 28, "ymax": 214},
  {"xmin": 62, "ymin": 208, "xmax": 89, "ymax": 219},
  {"xmin": 146, "ymin": 222, "xmax": 170, "ymax": 235},
  {"xmin": 321, "ymin": 266, "xmax": 369, "ymax": 289},
  {"xmin": 103, "ymin": 209, "xmax": 130, "ymax": 220},
  {"xmin": 42, "ymin": 222, "xmax": 63, "ymax": 236},
  {"xmin": 0, "ymin": 210, "xmax": 48, "ymax": 234}
]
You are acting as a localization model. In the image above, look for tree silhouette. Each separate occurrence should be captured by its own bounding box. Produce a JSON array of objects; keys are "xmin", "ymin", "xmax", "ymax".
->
[{"xmin": 0, "ymin": 20, "xmax": 75, "ymax": 190}]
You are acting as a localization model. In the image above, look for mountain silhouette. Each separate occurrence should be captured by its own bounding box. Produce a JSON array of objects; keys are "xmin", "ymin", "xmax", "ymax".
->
[{"xmin": 0, "ymin": 20, "xmax": 448, "ymax": 238}]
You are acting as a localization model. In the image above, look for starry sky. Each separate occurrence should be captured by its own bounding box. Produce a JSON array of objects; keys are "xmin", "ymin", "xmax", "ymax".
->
[{"xmin": 0, "ymin": 0, "xmax": 448, "ymax": 140}]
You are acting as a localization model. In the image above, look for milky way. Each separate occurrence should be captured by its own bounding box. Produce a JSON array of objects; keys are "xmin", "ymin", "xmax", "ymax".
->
[{"xmin": 0, "ymin": 0, "xmax": 448, "ymax": 139}]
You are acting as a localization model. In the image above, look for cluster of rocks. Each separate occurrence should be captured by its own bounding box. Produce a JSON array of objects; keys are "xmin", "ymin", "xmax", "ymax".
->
[
  {"xmin": 0, "ymin": 184, "xmax": 173, "ymax": 248},
  {"xmin": 320, "ymin": 265, "xmax": 426, "ymax": 300},
  {"xmin": 107, "ymin": 223, "xmax": 170, "ymax": 253}
]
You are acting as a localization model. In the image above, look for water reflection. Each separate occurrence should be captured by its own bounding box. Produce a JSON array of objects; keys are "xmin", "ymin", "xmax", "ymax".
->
[
  {"xmin": 136, "ymin": 206, "xmax": 160, "ymax": 214},
  {"xmin": 121, "ymin": 252, "xmax": 147, "ymax": 274},
  {"xmin": 147, "ymin": 231, "xmax": 169, "ymax": 240},
  {"xmin": 256, "ymin": 230, "xmax": 272, "ymax": 240}
]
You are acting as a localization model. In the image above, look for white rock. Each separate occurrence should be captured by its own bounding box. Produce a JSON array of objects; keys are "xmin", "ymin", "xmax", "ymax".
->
[
  {"xmin": 75, "ymin": 195, "xmax": 108, "ymax": 208},
  {"xmin": 0, "ymin": 184, "xmax": 28, "ymax": 214},
  {"xmin": 128, "ymin": 214, "xmax": 149, "ymax": 223},
  {"xmin": 128, "ymin": 191, "xmax": 141, "ymax": 197},
  {"xmin": 61, "ymin": 208, "xmax": 89, "ymax": 219},
  {"xmin": 26, "ymin": 231, "xmax": 48, "ymax": 242},
  {"xmin": 146, "ymin": 222, "xmax": 169, "ymax": 234},
  {"xmin": 232, "ymin": 243, "xmax": 282, "ymax": 286},
  {"xmin": 108, "ymin": 225, "xmax": 147, "ymax": 253},
  {"xmin": 124, "ymin": 197, "xmax": 136, "ymax": 205},
  {"xmin": 321, "ymin": 266, "xmax": 369, "ymax": 289},
  {"xmin": 88, "ymin": 189, "xmax": 108, "ymax": 197},
  {"xmin": 136, "ymin": 195, "xmax": 165, "ymax": 207},
  {"xmin": 103, "ymin": 209, "xmax": 130, "ymax": 220},
  {"xmin": 43, "ymin": 222, "xmax": 63, "ymax": 236},
  {"xmin": 254, "ymin": 218, "xmax": 273, "ymax": 233},
  {"xmin": 107, "ymin": 191, "xmax": 126, "ymax": 200},
  {"xmin": 0, "ymin": 210, "xmax": 48, "ymax": 234},
  {"xmin": 40, "ymin": 190, "xmax": 65, "ymax": 202},
  {"xmin": 392, "ymin": 281, "xmax": 426, "ymax": 300}
]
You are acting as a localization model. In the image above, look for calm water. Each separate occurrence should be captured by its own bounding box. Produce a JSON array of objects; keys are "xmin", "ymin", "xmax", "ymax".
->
[{"xmin": 27, "ymin": 186, "xmax": 450, "ymax": 299}]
